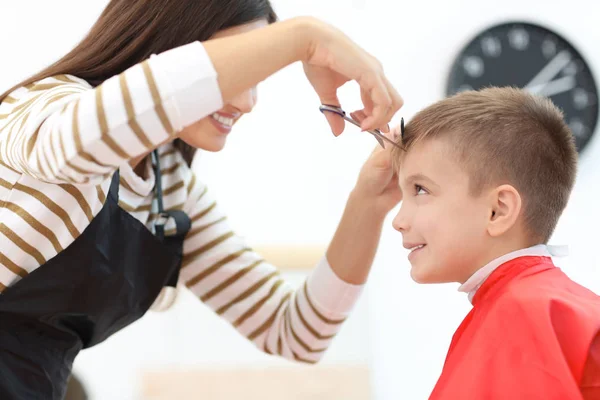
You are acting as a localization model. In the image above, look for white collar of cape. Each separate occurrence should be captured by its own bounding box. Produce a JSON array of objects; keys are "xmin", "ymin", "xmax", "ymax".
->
[{"xmin": 458, "ymin": 244, "xmax": 569, "ymax": 304}]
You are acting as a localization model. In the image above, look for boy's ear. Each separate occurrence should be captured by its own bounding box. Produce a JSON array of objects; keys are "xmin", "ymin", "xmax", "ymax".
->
[{"xmin": 487, "ymin": 184, "xmax": 522, "ymax": 238}]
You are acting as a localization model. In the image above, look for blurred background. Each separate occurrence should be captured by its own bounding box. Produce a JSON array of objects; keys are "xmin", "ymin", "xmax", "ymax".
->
[{"xmin": 1, "ymin": 0, "xmax": 599, "ymax": 399}]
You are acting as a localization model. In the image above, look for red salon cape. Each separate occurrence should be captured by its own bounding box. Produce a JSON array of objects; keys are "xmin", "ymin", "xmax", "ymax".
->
[{"xmin": 429, "ymin": 256, "xmax": 600, "ymax": 400}]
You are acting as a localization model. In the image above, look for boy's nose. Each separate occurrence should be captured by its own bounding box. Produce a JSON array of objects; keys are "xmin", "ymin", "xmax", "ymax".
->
[{"xmin": 392, "ymin": 207, "xmax": 409, "ymax": 232}]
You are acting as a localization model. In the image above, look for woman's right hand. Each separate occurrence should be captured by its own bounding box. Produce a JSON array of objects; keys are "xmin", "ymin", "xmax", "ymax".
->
[{"xmin": 298, "ymin": 17, "xmax": 403, "ymax": 136}]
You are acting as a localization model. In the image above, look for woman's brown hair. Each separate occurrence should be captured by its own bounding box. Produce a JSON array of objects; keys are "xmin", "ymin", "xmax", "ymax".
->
[{"xmin": 0, "ymin": 0, "xmax": 277, "ymax": 165}]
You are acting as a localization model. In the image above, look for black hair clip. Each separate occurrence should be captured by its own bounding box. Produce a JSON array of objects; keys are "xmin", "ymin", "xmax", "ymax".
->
[{"xmin": 400, "ymin": 117, "xmax": 405, "ymax": 140}]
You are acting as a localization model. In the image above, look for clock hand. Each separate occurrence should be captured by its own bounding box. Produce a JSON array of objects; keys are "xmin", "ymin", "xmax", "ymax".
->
[
  {"xmin": 524, "ymin": 50, "xmax": 572, "ymax": 91},
  {"xmin": 525, "ymin": 75, "xmax": 576, "ymax": 97}
]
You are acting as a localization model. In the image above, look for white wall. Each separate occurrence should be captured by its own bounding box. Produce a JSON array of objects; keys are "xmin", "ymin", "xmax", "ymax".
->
[{"xmin": 1, "ymin": 1, "xmax": 599, "ymax": 400}]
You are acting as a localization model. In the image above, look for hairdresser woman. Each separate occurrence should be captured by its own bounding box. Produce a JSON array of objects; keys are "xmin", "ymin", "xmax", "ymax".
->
[{"xmin": 0, "ymin": 0, "xmax": 402, "ymax": 398}]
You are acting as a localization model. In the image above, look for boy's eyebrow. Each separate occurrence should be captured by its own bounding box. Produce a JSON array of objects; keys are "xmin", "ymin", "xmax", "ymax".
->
[{"xmin": 404, "ymin": 173, "xmax": 440, "ymax": 189}]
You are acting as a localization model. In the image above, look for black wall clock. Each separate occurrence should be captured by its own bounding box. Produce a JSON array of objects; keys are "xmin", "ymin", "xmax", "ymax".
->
[{"xmin": 446, "ymin": 22, "xmax": 598, "ymax": 153}]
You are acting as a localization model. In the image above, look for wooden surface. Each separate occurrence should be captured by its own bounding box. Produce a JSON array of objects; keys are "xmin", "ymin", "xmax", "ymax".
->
[{"xmin": 141, "ymin": 364, "xmax": 372, "ymax": 400}]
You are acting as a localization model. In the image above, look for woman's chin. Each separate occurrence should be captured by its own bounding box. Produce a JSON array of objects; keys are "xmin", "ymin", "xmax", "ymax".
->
[
  {"xmin": 178, "ymin": 122, "xmax": 229, "ymax": 152},
  {"xmin": 180, "ymin": 136, "xmax": 227, "ymax": 152},
  {"xmin": 201, "ymin": 139, "xmax": 227, "ymax": 152}
]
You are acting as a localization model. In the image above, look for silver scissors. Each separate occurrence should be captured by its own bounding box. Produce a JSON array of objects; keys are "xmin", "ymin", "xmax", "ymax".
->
[{"xmin": 319, "ymin": 104, "xmax": 404, "ymax": 149}]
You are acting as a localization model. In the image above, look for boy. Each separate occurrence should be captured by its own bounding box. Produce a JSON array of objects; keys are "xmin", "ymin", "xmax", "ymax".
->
[{"xmin": 391, "ymin": 87, "xmax": 600, "ymax": 399}]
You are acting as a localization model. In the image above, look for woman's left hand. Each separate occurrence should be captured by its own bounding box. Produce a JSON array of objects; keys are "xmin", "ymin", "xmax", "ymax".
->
[{"xmin": 350, "ymin": 111, "xmax": 403, "ymax": 215}]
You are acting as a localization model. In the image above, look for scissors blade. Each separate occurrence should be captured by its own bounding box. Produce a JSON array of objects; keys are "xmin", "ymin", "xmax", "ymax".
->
[
  {"xmin": 318, "ymin": 105, "xmax": 402, "ymax": 149},
  {"xmin": 367, "ymin": 128, "xmax": 402, "ymax": 149},
  {"xmin": 340, "ymin": 113, "xmax": 401, "ymax": 149}
]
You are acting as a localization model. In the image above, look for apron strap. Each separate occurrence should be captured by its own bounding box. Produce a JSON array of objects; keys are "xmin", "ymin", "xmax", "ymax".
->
[
  {"xmin": 151, "ymin": 149, "xmax": 191, "ymax": 242},
  {"xmin": 151, "ymin": 150, "xmax": 167, "ymax": 241},
  {"xmin": 108, "ymin": 168, "xmax": 121, "ymax": 203}
]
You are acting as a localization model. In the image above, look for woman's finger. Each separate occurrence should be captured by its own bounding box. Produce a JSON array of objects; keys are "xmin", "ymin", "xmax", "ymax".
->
[
  {"xmin": 317, "ymin": 85, "xmax": 345, "ymax": 136},
  {"xmin": 360, "ymin": 74, "xmax": 392, "ymax": 131},
  {"xmin": 376, "ymin": 76, "xmax": 402, "ymax": 133},
  {"xmin": 350, "ymin": 109, "xmax": 367, "ymax": 123}
]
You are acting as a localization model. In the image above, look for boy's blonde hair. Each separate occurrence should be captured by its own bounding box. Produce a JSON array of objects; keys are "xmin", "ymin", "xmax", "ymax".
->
[{"xmin": 392, "ymin": 87, "xmax": 578, "ymax": 243}]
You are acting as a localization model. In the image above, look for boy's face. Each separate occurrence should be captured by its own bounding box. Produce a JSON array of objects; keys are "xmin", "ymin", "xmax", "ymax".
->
[{"xmin": 392, "ymin": 138, "xmax": 492, "ymax": 284}]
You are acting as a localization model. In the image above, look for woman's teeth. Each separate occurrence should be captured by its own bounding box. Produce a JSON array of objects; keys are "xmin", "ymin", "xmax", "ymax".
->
[
  {"xmin": 211, "ymin": 113, "xmax": 233, "ymax": 127},
  {"xmin": 410, "ymin": 244, "xmax": 425, "ymax": 252}
]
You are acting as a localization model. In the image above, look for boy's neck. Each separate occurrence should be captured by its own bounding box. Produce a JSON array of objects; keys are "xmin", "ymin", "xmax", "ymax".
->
[{"xmin": 461, "ymin": 236, "xmax": 536, "ymax": 284}]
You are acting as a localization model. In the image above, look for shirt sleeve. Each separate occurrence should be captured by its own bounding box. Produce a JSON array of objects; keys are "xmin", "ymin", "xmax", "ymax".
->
[
  {"xmin": 0, "ymin": 41, "xmax": 222, "ymax": 185},
  {"xmin": 177, "ymin": 170, "xmax": 364, "ymax": 363}
]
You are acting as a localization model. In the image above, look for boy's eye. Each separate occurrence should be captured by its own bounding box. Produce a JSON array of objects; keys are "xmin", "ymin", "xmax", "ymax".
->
[{"xmin": 415, "ymin": 184, "xmax": 427, "ymax": 195}]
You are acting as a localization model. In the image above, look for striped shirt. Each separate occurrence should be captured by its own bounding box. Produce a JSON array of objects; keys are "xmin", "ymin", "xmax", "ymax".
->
[{"xmin": 0, "ymin": 41, "xmax": 363, "ymax": 363}]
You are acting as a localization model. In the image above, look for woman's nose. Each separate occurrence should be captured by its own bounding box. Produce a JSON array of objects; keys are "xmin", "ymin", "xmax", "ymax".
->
[{"xmin": 230, "ymin": 87, "xmax": 257, "ymax": 114}]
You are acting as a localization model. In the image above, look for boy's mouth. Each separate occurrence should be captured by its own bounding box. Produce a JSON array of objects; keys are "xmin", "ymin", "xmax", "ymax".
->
[
  {"xmin": 404, "ymin": 243, "xmax": 426, "ymax": 252},
  {"xmin": 404, "ymin": 243, "xmax": 427, "ymax": 260}
]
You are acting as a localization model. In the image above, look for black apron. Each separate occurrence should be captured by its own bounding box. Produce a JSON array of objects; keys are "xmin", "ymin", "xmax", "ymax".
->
[{"xmin": 0, "ymin": 151, "xmax": 191, "ymax": 399}]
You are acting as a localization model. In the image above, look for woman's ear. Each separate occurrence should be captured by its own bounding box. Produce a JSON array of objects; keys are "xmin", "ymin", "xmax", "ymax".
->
[{"xmin": 487, "ymin": 184, "xmax": 522, "ymax": 237}]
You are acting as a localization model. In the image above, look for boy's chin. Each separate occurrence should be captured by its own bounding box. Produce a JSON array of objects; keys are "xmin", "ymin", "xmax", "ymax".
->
[{"xmin": 410, "ymin": 265, "xmax": 453, "ymax": 284}]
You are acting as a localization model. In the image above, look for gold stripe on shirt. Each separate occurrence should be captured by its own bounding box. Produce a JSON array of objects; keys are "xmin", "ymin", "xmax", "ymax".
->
[
  {"xmin": 293, "ymin": 299, "xmax": 335, "ymax": 341},
  {"xmin": 142, "ymin": 61, "xmax": 173, "ymax": 134},
  {"xmin": 96, "ymin": 185, "xmax": 106, "ymax": 204},
  {"xmin": 57, "ymin": 121, "xmax": 93, "ymax": 181},
  {"xmin": 286, "ymin": 308, "xmax": 328, "ymax": 353},
  {"xmin": 185, "ymin": 247, "xmax": 250, "ymax": 287},
  {"xmin": 182, "ymin": 231, "xmax": 235, "ymax": 267},
  {"xmin": 119, "ymin": 73, "xmax": 153, "ymax": 149},
  {"xmin": 58, "ymin": 184, "xmax": 94, "ymax": 222},
  {"xmin": 119, "ymin": 177, "xmax": 145, "ymax": 197},
  {"xmin": 3, "ymin": 95, "xmax": 44, "ymax": 158},
  {"xmin": 0, "ymin": 178, "xmax": 12, "ymax": 189},
  {"xmin": 53, "ymin": 75, "xmax": 80, "ymax": 84},
  {"xmin": 303, "ymin": 282, "xmax": 345, "ymax": 325},
  {"xmin": 40, "ymin": 91, "xmax": 79, "ymax": 113},
  {"xmin": 186, "ymin": 216, "xmax": 227, "ymax": 241},
  {"xmin": 4, "ymin": 201, "xmax": 63, "ymax": 253},
  {"xmin": 282, "ymin": 312, "xmax": 319, "ymax": 363},
  {"xmin": 161, "ymin": 163, "xmax": 179, "ymax": 176},
  {"xmin": 118, "ymin": 200, "xmax": 152, "ymax": 213},
  {"xmin": 71, "ymin": 99, "xmax": 112, "ymax": 170},
  {"xmin": 200, "ymin": 258, "xmax": 263, "ymax": 302},
  {"xmin": 163, "ymin": 181, "xmax": 184, "ymax": 196},
  {"xmin": 95, "ymin": 85, "xmax": 129, "ymax": 159},
  {"xmin": 0, "ymin": 223, "xmax": 46, "ymax": 265},
  {"xmin": 29, "ymin": 82, "xmax": 67, "ymax": 92},
  {"xmin": 190, "ymin": 200, "xmax": 216, "ymax": 224},
  {"xmin": 14, "ymin": 183, "xmax": 80, "ymax": 239},
  {"xmin": 234, "ymin": 279, "xmax": 284, "ymax": 327},
  {"xmin": 215, "ymin": 270, "xmax": 279, "ymax": 315},
  {"xmin": 24, "ymin": 91, "xmax": 80, "ymax": 160},
  {"xmin": 247, "ymin": 291, "xmax": 292, "ymax": 341},
  {"xmin": 186, "ymin": 173, "xmax": 196, "ymax": 195},
  {"xmin": 0, "ymin": 251, "xmax": 28, "ymax": 278},
  {"xmin": 159, "ymin": 148, "xmax": 177, "ymax": 159}
]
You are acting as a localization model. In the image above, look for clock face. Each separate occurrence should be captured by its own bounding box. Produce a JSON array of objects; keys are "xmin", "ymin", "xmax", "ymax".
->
[{"xmin": 446, "ymin": 22, "xmax": 598, "ymax": 153}]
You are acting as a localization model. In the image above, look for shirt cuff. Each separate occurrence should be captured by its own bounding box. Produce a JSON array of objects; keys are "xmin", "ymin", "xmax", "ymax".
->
[
  {"xmin": 149, "ymin": 41, "xmax": 223, "ymax": 130},
  {"xmin": 305, "ymin": 256, "xmax": 365, "ymax": 319}
]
